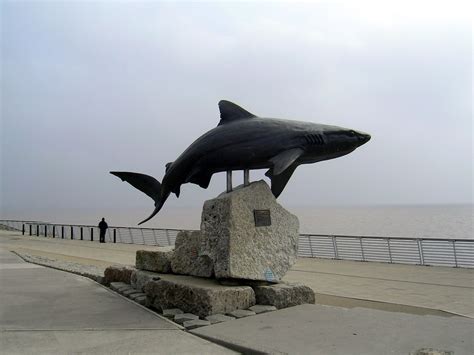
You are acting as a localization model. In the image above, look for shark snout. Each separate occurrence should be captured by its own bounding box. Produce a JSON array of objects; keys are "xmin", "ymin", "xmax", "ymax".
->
[{"xmin": 357, "ymin": 132, "xmax": 371, "ymax": 145}]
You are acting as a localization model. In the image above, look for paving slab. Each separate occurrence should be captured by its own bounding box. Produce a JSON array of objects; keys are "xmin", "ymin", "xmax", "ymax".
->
[
  {"xmin": 206, "ymin": 314, "xmax": 236, "ymax": 324},
  {"xmin": 0, "ymin": 247, "xmax": 235, "ymax": 354},
  {"xmin": 228, "ymin": 309, "xmax": 256, "ymax": 318},
  {"xmin": 184, "ymin": 319, "xmax": 211, "ymax": 330},
  {"xmin": 163, "ymin": 308, "xmax": 184, "ymax": 318},
  {"xmin": 174, "ymin": 313, "xmax": 199, "ymax": 324},
  {"xmin": 249, "ymin": 305, "xmax": 277, "ymax": 314},
  {"xmin": 191, "ymin": 304, "xmax": 474, "ymax": 355}
]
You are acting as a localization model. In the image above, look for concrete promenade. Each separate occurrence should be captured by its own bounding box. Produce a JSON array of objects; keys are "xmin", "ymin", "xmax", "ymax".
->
[
  {"xmin": 1, "ymin": 229, "xmax": 473, "ymax": 354},
  {"xmin": 1, "ymin": 230, "xmax": 472, "ymax": 318},
  {"xmin": 0, "ymin": 244, "xmax": 235, "ymax": 354}
]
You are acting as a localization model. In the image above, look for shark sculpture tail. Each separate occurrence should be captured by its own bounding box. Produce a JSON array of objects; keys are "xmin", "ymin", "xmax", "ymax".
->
[{"xmin": 110, "ymin": 171, "xmax": 168, "ymax": 225}]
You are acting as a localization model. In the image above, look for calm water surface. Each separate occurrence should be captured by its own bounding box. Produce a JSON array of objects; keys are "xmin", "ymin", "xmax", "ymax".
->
[{"xmin": 5, "ymin": 204, "xmax": 472, "ymax": 240}]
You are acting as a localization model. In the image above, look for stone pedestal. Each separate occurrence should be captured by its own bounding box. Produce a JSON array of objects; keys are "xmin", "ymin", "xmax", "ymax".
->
[
  {"xmin": 128, "ymin": 181, "xmax": 313, "ymax": 317},
  {"xmin": 170, "ymin": 180, "xmax": 299, "ymax": 282},
  {"xmin": 144, "ymin": 274, "xmax": 255, "ymax": 317}
]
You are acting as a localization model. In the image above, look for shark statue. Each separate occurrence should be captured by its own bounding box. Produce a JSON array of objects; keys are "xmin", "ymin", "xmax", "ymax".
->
[{"xmin": 111, "ymin": 100, "xmax": 371, "ymax": 224}]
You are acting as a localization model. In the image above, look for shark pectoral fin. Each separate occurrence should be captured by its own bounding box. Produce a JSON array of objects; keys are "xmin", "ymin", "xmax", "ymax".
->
[
  {"xmin": 218, "ymin": 100, "xmax": 257, "ymax": 126},
  {"xmin": 185, "ymin": 168, "xmax": 213, "ymax": 189},
  {"xmin": 265, "ymin": 164, "xmax": 298, "ymax": 198},
  {"xmin": 269, "ymin": 148, "xmax": 304, "ymax": 175},
  {"xmin": 172, "ymin": 186, "xmax": 181, "ymax": 198}
]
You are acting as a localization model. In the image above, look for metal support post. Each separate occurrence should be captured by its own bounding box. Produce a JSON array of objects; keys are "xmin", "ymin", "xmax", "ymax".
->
[
  {"xmin": 113, "ymin": 229, "xmax": 116, "ymax": 243},
  {"xmin": 244, "ymin": 169, "xmax": 250, "ymax": 186},
  {"xmin": 36, "ymin": 225, "xmax": 39, "ymax": 236},
  {"xmin": 165, "ymin": 230, "xmax": 171, "ymax": 246},
  {"xmin": 417, "ymin": 239, "xmax": 424, "ymax": 265},
  {"xmin": 226, "ymin": 170, "xmax": 232, "ymax": 192},
  {"xmin": 61, "ymin": 226, "xmax": 64, "ymax": 239},
  {"xmin": 22, "ymin": 224, "xmax": 25, "ymax": 235},
  {"xmin": 308, "ymin": 236, "xmax": 314, "ymax": 257},
  {"xmin": 90, "ymin": 228, "xmax": 94, "ymax": 241},
  {"xmin": 71, "ymin": 226, "xmax": 74, "ymax": 240},
  {"xmin": 29, "ymin": 225, "xmax": 32, "ymax": 236},
  {"xmin": 53, "ymin": 225, "xmax": 56, "ymax": 238},
  {"xmin": 387, "ymin": 239, "xmax": 393, "ymax": 263},
  {"xmin": 452, "ymin": 240, "xmax": 458, "ymax": 267},
  {"xmin": 80, "ymin": 227, "xmax": 83, "ymax": 240},
  {"xmin": 44, "ymin": 225, "xmax": 47, "ymax": 237},
  {"xmin": 332, "ymin": 236, "xmax": 339, "ymax": 259}
]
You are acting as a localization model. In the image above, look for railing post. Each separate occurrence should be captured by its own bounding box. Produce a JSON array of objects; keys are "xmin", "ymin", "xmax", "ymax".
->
[
  {"xmin": 308, "ymin": 235, "xmax": 314, "ymax": 257},
  {"xmin": 29, "ymin": 224, "xmax": 32, "ymax": 236},
  {"xmin": 387, "ymin": 238, "xmax": 393, "ymax": 263},
  {"xmin": 359, "ymin": 237, "xmax": 365, "ymax": 261},
  {"xmin": 80, "ymin": 227, "xmax": 83, "ymax": 240},
  {"xmin": 36, "ymin": 225, "xmax": 39, "ymax": 236},
  {"xmin": 417, "ymin": 239, "xmax": 424, "ymax": 265},
  {"xmin": 71, "ymin": 226, "xmax": 74, "ymax": 240},
  {"xmin": 61, "ymin": 226, "xmax": 64, "ymax": 239},
  {"xmin": 53, "ymin": 225, "xmax": 56, "ymax": 238},
  {"xmin": 452, "ymin": 240, "xmax": 458, "ymax": 267},
  {"xmin": 44, "ymin": 225, "xmax": 47, "ymax": 237},
  {"xmin": 165, "ymin": 230, "xmax": 171, "ymax": 246},
  {"xmin": 113, "ymin": 229, "xmax": 116, "ymax": 243},
  {"xmin": 90, "ymin": 228, "xmax": 94, "ymax": 241},
  {"xmin": 22, "ymin": 224, "xmax": 25, "ymax": 235},
  {"xmin": 152, "ymin": 229, "xmax": 158, "ymax": 245},
  {"xmin": 140, "ymin": 228, "xmax": 146, "ymax": 244},
  {"xmin": 332, "ymin": 236, "xmax": 339, "ymax": 259}
]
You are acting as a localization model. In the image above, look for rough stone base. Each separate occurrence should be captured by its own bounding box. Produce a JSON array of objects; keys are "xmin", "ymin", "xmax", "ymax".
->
[
  {"xmin": 252, "ymin": 282, "xmax": 315, "ymax": 309},
  {"xmin": 170, "ymin": 231, "xmax": 214, "ymax": 277},
  {"xmin": 103, "ymin": 266, "xmax": 135, "ymax": 286},
  {"xmin": 144, "ymin": 273, "xmax": 255, "ymax": 318},
  {"xmin": 201, "ymin": 181, "xmax": 299, "ymax": 281},
  {"xmin": 130, "ymin": 270, "xmax": 161, "ymax": 292},
  {"xmin": 136, "ymin": 249, "xmax": 173, "ymax": 273}
]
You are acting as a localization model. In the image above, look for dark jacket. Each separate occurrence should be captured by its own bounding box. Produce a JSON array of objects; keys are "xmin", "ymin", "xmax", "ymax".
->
[{"xmin": 98, "ymin": 221, "xmax": 108, "ymax": 232}]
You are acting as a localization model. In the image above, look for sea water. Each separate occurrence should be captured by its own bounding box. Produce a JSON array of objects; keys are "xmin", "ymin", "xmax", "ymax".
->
[{"xmin": 4, "ymin": 204, "xmax": 472, "ymax": 240}]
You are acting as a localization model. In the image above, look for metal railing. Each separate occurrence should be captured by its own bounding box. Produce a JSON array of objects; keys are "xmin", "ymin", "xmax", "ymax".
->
[
  {"xmin": 0, "ymin": 220, "xmax": 182, "ymax": 246},
  {"xmin": 298, "ymin": 234, "xmax": 473, "ymax": 268},
  {"xmin": 1, "ymin": 219, "xmax": 473, "ymax": 268}
]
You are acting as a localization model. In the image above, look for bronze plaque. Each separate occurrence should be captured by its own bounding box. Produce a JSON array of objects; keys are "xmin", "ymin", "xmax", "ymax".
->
[{"xmin": 254, "ymin": 209, "xmax": 271, "ymax": 227}]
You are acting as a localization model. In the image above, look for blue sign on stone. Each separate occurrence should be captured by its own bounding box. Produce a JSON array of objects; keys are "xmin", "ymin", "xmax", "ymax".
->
[{"xmin": 264, "ymin": 267, "xmax": 276, "ymax": 282}]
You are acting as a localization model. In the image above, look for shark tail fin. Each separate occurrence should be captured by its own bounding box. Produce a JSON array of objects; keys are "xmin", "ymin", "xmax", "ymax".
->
[{"xmin": 110, "ymin": 171, "xmax": 167, "ymax": 225}]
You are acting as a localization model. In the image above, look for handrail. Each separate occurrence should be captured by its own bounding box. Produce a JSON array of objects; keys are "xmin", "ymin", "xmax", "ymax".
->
[{"xmin": 299, "ymin": 233, "xmax": 473, "ymax": 242}]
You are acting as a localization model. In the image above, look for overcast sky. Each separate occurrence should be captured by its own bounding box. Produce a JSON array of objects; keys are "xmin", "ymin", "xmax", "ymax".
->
[{"xmin": 1, "ymin": 1, "xmax": 472, "ymax": 224}]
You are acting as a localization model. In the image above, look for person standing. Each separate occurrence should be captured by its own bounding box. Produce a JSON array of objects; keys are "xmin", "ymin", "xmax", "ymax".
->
[{"xmin": 98, "ymin": 218, "xmax": 108, "ymax": 243}]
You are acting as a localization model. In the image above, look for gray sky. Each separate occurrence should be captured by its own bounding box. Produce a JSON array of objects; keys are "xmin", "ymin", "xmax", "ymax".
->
[{"xmin": 1, "ymin": 1, "xmax": 472, "ymax": 223}]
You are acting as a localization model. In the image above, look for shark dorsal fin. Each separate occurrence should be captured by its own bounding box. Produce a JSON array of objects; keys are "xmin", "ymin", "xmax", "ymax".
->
[{"xmin": 218, "ymin": 100, "xmax": 256, "ymax": 126}]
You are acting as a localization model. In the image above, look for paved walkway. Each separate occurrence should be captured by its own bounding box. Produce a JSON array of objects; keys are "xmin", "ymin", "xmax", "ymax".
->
[
  {"xmin": 0, "ymin": 246, "xmax": 235, "ymax": 354},
  {"xmin": 192, "ymin": 304, "xmax": 473, "ymax": 355},
  {"xmin": 1, "ymin": 230, "xmax": 472, "ymax": 317}
]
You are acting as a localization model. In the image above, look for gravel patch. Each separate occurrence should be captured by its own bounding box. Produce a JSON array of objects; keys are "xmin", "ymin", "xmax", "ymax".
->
[{"xmin": 12, "ymin": 251, "xmax": 105, "ymax": 284}]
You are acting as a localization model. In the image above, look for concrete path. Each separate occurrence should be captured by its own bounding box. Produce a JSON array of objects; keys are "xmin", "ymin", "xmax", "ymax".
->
[
  {"xmin": 0, "ymin": 247, "xmax": 235, "ymax": 354},
  {"xmin": 191, "ymin": 304, "xmax": 473, "ymax": 355},
  {"xmin": 1, "ymin": 230, "xmax": 473, "ymax": 317}
]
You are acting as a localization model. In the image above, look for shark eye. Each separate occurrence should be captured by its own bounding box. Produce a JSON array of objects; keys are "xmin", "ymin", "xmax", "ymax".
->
[{"xmin": 348, "ymin": 130, "xmax": 356, "ymax": 137}]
